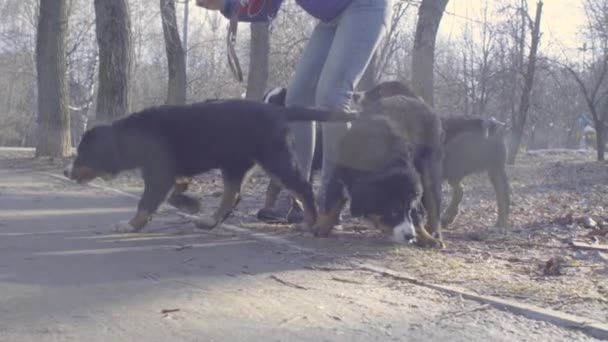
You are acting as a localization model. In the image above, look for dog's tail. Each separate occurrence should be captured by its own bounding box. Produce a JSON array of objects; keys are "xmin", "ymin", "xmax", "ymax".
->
[
  {"xmin": 442, "ymin": 117, "xmax": 505, "ymax": 143},
  {"xmin": 283, "ymin": 106, "xmax": 358, "ymax": 122}
]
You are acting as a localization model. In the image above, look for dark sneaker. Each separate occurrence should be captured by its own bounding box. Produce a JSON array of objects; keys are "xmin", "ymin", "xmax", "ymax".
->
[
  {"xmin": 256, "ymin": 208, "xmax": 286, "ymax": 223},
  {"xmin": 286, "ymin": 206, "xmax": 304, "ymax": 224}
]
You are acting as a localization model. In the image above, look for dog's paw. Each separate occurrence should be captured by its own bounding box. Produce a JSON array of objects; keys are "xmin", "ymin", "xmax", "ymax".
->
[
  {"xmin": 293, "ymin": 222, "xmax": 312, "ymax": 233},
  {"xmin": 415, "ymin": 236, "xmax": 445, "ymax": 249},
  {"xmin": 193, "ymin": 215, "xmax": 219, "ymax": 230},
  {"xmin": 312, "ymin": 224, "xmax": 333, "ymax": 237},
  {"xmin": 113, "ymin": 220, "xmax": 139, "ymax": 233}
]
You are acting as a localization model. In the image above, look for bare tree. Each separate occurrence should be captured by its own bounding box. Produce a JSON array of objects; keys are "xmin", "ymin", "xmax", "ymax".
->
[
  {"xmin": 246, "ymin": 22, "xmax": 270, "ymax": 100},
  {"xmin": 94, "ymin": 0, "xmax": 132, "ymax": 123},
  {"xmin": 66, "ymin": 1, "xmax": 98, "ymax": 146},
  {"xmin": 563, "ymin": 56, "xmax": 608, "ymax": 160},
  {"xmin": 411, "ymin": 0, "xmax": 449, "ymax": 106},
  {"xmin": 161, "ymin": 0, "xmax": 187, "ymax": 105},
  {"xmin": 507, "ymin": 1, "xmax": 543, "ymax": 164},
  {"xmin": 561, "ymin": 0, "xmax": 608, "ymax": 160},
  {"xmin": 35, "ymin": 0, "xmax": 71, "ymax": 157},
  {"xmin": 182, "ymin": 0, "xmax": 189, "ymax": 68},
  {"xmin": 460, "ymin": 1, "xmax": 496, "ymax": 117},
  {"xmin": 374, "ymin": 1, "xmax": 411, "ymax": 82}
]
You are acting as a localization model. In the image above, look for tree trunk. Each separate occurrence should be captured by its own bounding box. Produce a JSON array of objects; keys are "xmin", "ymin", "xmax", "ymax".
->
[
  {"xmin": 245, "ymin": 22, "xmax": 270, "ymax": 100},
  {"xmin": 161, "ymin": 0, "xmax": 187, "ymax": 105},
  {"xmin": 507, "ymin": 1, "xmax": 543, "ymax": 165},
  {"xmin": 411, "ymin": 0, "xmax": 449, "ymax": 106},
  {"xmin": 35, "ymin": 0, "xmax": 71, "ymax": 157},
  {"xmin": 94, "ymin": 0, "xmax": 132, "ymax": 124},
  {"xmin": 183, "ymin": 0, "xmax": 189, "ymax": 69},
  {"xmin": 595, "ymin": 120, "xmax": 606, "ymax": 161}
]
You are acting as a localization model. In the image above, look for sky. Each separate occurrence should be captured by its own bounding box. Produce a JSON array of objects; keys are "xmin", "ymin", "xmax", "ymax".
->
[{"xmin": 439, "ymin": 0, "xmax": 587, "ymax": 58}]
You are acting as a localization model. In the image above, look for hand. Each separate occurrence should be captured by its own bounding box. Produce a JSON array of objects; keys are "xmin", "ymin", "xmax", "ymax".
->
[{"xmin": 196, "ymin": 0, "xmax": 225, "ymax": 10}]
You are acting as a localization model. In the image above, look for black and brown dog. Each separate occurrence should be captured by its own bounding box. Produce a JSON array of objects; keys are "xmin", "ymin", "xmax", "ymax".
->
[
  {"xmin": 312, "ymin": 115, "xmax": 437, "ymax": 246},
  {"xmin": 64, "ymin": 99, "xmax": 356, "ymax": 233},
  {"xmin": 259, "ymin": 87, "xmax": 440, "ymax": 247},
  {"xmin": 353, "ymin": 82, "xmax": 445, "ymax": 244},
  {"xmin": 355, "ymin": 80, "xmax": 511, "ymax": 231}
]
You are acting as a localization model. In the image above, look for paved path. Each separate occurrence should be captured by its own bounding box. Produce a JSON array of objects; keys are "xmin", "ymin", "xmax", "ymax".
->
[{"xmin": 0, "ymin": 169, "xmax": 598, "ymax": 341}]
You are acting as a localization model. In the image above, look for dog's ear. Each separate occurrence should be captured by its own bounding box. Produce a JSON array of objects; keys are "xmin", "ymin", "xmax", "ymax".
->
[
  {"xmin": 380, "ymin": 170, "xmax": 422, "ymax": 199},
  {"xmin": 92, "ymin": 126, "xmax": 122, "ymax": 173},
  {"xmin": 349, "ymin": 181, "xmax": 376, "ymax": 217},
  {"xmin": 105, "ymin": 128, "xmax": 122, "ymax": 173}
]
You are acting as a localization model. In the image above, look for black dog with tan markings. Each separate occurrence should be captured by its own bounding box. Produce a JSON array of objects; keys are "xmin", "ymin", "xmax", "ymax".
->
[
  {"xmin": 352, "ymin": 83, "xmax": 445, "ymax": 247},
  {"xmin": 311, "ymin": 115, "xmax": 433, "ymax": 245},
  {"xmin": 355, "ymin": 80, "xmax": 511, "ymax": 231},
  {"xmin": 259, "ymin": 85, "xmax": 442, "ymax": 247},
  {"xmin": 65, "ymin": 99, "xmax": 356, "ymax": 233}
]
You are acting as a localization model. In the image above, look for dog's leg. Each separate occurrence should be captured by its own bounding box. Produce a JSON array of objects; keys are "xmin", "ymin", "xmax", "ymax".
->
[
  {"xmin": 115, "ymin": 169, "xmax": 174, "ymax": 233},
  {"xmin": 414, "ymin": 224, "xmax": 445, "ymax": 249},
  {"xmin": 488, "ymin": 166, "xmax": 510, "ymax": 232},
  {"xmin": 312, "ymin": 174, "xmax": 346, "ymax": 237},
  {"xmin": 441, "ymin": 179, "xmax": 464, "ymax": 229},
  {"xmin": 167, "ymin": 179, "xmax": 202, "ymax": 214},
  {"xmin": 194, "ymin": 166, "xmax": 249, "ymax": 230},
  {"xmin": 421, "ymin": 152, "xmax": 444, "ymax": 241}
]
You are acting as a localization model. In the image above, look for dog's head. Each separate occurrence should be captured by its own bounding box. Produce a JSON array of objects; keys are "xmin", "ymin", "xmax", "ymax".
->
[
  {"xmin": 64, "ymin": 125, "xmax": 122, "ymax": 184},
  {"xmin": 349, "ymin": 166, "xmax": 424, "ymax": 243},
  {"xmin": 442, "ymin": 116, "xmax": 508, "ymax": 143},
  {"xmin": 352, "ymin": 80, "xmax": 421, "ymax": 109}
]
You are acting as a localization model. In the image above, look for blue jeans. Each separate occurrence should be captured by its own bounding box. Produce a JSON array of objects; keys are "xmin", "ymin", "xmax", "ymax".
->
[{"xmin": 286, "ymin": 0, "xmax": 390, "ymax": 209}]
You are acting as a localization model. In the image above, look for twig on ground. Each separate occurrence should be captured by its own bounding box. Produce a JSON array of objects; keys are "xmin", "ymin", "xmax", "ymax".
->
[
  {"xmin": 331, "ymin": 276, "xmax": 364, "ymax": 285},
  {"xmin": 160, "ymin": 308, "xmax": 180, "ymax": 314},
  {"xmin": 438, "ymin": 304, "xmax": 491, "ymax": 320},
  {"xmin": 180, "ymin": 257, "xmax": 196, "ymax": 264},
  {"xmin": 174, "ymin": 244, "xmax": 193, "ymax": 251},
  {"xmin": 269, "ymin": 274, "xmax": 308, "ymax": 290},
  {"xmin": 571, "ymin": 240, "xmax": 608, "ymax": 252},
  {"xmin": 174, "ymin": 280, "xmax": 209, "ymax": 292},
  {"xmin": 304, "ymin": 265, "xmax": 360, "ymax": 272},
  {"xmin": 328, "ymin": 314, "xmax": 342, "ymax": 321}
]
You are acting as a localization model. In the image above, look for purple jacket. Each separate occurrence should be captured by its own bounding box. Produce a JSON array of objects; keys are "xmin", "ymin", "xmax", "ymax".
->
[{"xmin": 221, "ymin": 0, "xmax": 353, "ymax": 22}]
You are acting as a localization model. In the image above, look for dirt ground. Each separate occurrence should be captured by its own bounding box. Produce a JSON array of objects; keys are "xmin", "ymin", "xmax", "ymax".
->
[{"xmin": 0, "ymin": 147, "xmax": 607, "ymax": 340}]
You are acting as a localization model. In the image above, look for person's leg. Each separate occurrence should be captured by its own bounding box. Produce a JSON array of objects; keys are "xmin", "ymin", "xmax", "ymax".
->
[
  {"xmin": 315, "ymin": 0, "xmax": 391, "ymax": 209},
  {"xmin": 257, "ymin": 22, "xmax": 336, "ymax": 222}
]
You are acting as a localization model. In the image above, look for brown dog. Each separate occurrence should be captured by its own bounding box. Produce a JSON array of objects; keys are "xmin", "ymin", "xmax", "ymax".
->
[{"xmin": 440, "ymin": 118, "xmax": 510, "ymax": 230}]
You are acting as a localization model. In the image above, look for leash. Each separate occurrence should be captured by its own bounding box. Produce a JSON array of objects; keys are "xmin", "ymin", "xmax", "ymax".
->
[
  {"xmin": 227, "ymin": 10, "xmax": 243, "ymax": 82},
  {"xmin": 225, "ymin": 0, "xmax": 273, "ymax": 83}
]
